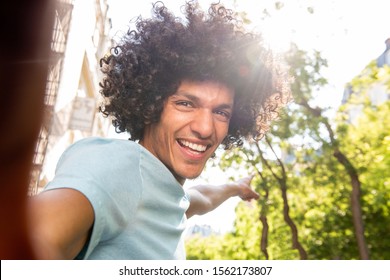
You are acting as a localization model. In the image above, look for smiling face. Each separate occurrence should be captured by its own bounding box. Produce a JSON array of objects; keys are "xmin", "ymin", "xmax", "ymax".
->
[{"xmin": 140, "ymin": 80, "xmax": 234, "ymax": 185}]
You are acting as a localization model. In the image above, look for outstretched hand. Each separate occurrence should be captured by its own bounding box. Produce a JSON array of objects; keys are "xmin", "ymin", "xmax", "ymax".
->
[
  {"xmin": 185, "ymin": 174, "xmax": 260, "ymax": 218},
  {"xmin": 231, "ymin": 174, "xmax": 259, "ymax": 201}
]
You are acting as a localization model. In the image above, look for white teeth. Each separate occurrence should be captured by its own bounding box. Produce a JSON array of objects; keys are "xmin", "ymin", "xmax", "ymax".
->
[{"xmin": 180, "ymin": 140, "xmax": 207, "ymax": 152}]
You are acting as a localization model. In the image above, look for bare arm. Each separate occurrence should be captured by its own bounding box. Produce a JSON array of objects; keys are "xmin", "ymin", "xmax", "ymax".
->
[
  {"xmin": 28, "ymin": 188, "xmax": 94, "ymax": 259},
  {"xmin": 185, "ymin": 175, "xmax": 259, "ymax": 219}
]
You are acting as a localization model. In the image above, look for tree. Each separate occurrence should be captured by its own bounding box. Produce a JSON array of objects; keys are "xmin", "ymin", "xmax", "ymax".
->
[
  {"xmin": 284, "ymin": 44, "xmax": 369, "ymax": 259},
  {"xmin": 337, "ymin": 63, "xmax": 390, "ymax": 259},
  {"xmin": 186, "ymin": 46, "xmax": 390, "ymax": 260}
]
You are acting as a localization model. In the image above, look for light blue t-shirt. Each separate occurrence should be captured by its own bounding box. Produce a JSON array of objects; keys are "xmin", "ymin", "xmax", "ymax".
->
[{"xmin": 44, "ymin": 137, "xmax": 190, "ymax": 259}]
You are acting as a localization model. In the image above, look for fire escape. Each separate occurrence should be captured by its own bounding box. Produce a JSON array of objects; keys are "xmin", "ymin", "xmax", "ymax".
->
[{"xmin": 29, "ymin": 0, "xmax": 74, "ymax": 195}]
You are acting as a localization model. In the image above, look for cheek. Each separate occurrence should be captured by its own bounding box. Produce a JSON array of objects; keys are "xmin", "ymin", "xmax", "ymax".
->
[
  {"xmin": 162, "ymin": 111, "xmax": 190, "ymax": 135},
  {"xmin": 217, "ymin": 122, "xmax": 230, "ymax": 141}
]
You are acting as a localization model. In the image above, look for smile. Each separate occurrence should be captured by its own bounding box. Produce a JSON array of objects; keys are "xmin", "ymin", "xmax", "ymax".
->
[{"xmin": 177, "ymin": 139, "xmax": 209, "ymax": 153}]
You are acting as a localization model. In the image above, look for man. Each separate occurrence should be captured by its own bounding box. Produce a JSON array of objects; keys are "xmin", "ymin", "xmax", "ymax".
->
[{"xmin": 29, "ymin": 1, "xmax": 289, "ymax": 259}]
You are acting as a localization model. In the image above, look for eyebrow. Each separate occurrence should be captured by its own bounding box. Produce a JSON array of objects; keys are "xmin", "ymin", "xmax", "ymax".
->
[{"xmin": 173, "ymin": 93, "xmax": 234, "ymax": 110}]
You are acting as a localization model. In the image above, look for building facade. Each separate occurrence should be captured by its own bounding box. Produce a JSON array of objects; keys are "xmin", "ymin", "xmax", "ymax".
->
[
  {"xmin": 29, "ymin": 0, "xmax": 113, "ymax": 195},
  {"xmin": 341, "ymin": 38, "xmax": 390, "ymax": 124}
]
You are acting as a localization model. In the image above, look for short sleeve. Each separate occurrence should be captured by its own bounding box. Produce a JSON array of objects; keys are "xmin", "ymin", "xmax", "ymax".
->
[{"xmin": 44, "ymin": 137, "xmax": 143, "ymax": 258}]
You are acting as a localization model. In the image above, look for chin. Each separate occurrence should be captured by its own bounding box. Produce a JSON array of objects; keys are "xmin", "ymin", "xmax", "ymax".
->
[
  {"xmin": 185, "ymin": 174, "xmax": 202, "ymax": 180},
  {"xmin": 178, "ymin": 170, "xmax": 203, "ymax": 181}
]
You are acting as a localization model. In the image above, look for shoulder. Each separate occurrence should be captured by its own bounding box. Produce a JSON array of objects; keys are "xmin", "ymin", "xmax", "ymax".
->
[
  {"xmin": 60, "ymin": 137, "xmax": 140, "ymax": 162},
  {"xmin": 66, "ymin": 137, "xmax": 139, "ymax": 153},
  {"xmin": 51, "ymin": 137, "xmax": 144, "ymax": 184}
]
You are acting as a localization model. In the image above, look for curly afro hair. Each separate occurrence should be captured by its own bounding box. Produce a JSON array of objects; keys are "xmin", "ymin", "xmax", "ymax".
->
[{"xmin": 99, "ymin": 1, "xmax": 290, "ymax": 149}]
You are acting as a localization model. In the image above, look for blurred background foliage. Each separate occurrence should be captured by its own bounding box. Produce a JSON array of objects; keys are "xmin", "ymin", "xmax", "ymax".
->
[{"xmin": 185, "ymin": 41, "xmax": 390, "ymax": 260}]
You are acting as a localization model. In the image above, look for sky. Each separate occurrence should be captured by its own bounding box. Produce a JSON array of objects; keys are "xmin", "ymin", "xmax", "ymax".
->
[
  {"xmin": 107, "ymin": 0, "xmax": 389, "ymax": 102},
  {"xmin": 106, "ymin": 0, "xmax": 390, "ymax": 233}
]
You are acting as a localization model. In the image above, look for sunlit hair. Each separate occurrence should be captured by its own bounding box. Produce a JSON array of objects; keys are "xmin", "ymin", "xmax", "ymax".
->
[{"xmin": 99, "ymin": 1, "xmax": 291, "ymax": 148}]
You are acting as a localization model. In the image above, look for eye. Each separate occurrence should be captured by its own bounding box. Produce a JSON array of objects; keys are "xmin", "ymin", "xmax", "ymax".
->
[
  {"xmin": 175, "ymin": 100, "xmax": 195, "ymax": 108},
  {"xmin": 214, "ymin": 110, "xmax": 231, "ymax": 121},
  {"xmin": 175, "ymin": 101, "xmax": 193, "ymax": 107},
  {"xmin": 173, "ymin": 100, "xmax": 196, "ymax": 112}
]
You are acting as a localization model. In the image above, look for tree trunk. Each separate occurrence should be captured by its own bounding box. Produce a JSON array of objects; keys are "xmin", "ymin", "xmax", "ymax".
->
[
  {"xmin": 246, "ymin": 152, "xmax": 270, "ymax": 260},
  {"xmin": 280, "ymin": 182, "xmax": 308, "ymax": 259},
  {"xmin": 259, "ymin": 214, "xmax": 269, "ymax": 260},
  {"xmin": 257, "ymin": 141, "xmax": 308, "ymax": 259},
  {"xmin": 297, "ymin": 98, "xmax": 370, "ymax": 260},
  {"xmin": 333, "ymin": 149, "xmax": 370, "ymax": 259},
  {"xmin": 259, "ymin": 183, "xmax": 270, "ymax": 260}
]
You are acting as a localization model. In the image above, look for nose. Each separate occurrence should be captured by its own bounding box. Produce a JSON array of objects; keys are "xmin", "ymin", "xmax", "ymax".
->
[{"xmin": 190, "ymin": 109, "xmax": 214, "ymax": 139}]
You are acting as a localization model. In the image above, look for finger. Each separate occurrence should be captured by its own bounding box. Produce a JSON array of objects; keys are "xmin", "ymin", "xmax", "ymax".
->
[
  {"xmin": 250, "ymin": 190, "xmax": 260, "ymax": 199},
  {"xmin": 241, "ymin": 174, "xmax": 254, "ymax": 184}
]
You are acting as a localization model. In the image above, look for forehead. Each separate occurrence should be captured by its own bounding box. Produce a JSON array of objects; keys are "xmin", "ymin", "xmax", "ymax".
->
[{"xmin": 173, "ymin": 80, "xmax": 235, "ymax": 105}]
